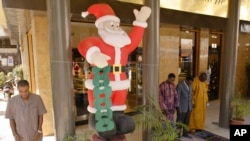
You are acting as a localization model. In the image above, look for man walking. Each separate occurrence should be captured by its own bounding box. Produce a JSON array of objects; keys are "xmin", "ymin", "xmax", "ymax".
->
[{"xmin": 5, "ymin": 80, "xmax": 47, "ymax": 141}]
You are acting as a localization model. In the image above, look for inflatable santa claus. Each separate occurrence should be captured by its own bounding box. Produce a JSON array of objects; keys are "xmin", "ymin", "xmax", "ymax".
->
[{"xmin": 78, "ymin": 3, "xmax": 151, "ymax": 141}]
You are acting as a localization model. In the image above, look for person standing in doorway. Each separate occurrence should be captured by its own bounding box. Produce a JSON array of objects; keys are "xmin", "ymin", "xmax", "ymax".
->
[
  {"xmin": 176, "ymin": 75, "xmax": 193, "ymax": 139},
  {"xmin": 189, "ymin": 72, "xmax": 208, "ymax": 132},
  {"xmin": 159, "ymin": 73, "xmax": 179, "ymax": 122},
  {"xmin": 5, "ymin": 80, "xmax": 47, "ymax": 141}
]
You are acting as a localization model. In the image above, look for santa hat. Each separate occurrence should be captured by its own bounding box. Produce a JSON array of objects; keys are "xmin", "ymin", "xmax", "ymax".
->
[{"xmin": 81, "ymin": 4, "xmax": 120, "ymax": 28}]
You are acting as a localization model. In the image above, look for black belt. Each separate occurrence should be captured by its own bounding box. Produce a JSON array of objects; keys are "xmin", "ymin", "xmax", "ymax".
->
[
  {"xmin": 89, "ymin": 65, "xmax": 126, "ymax": 73},
  {"xmin": 110, "ymin": 65, "xmax": 126, "ymax": 73}
]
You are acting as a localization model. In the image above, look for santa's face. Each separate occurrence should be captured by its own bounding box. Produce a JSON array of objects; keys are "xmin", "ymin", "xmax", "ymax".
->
[{"xmin": 98, "ymin": 20, "xmax": 131, "ymax": 48}]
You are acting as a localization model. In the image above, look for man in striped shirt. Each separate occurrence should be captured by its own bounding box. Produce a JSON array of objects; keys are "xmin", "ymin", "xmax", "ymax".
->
[{"xmin": 159, "ymin": 73, "xmax": 179, "ymax": 122}]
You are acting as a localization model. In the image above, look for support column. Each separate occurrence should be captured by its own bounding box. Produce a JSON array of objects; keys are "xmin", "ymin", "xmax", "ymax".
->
[
  {"xmin": 219, "ymin": 0, "xmax": 240, "ymax": 128},
  {"xmin": 46, "ymin": 0, "xmax": 75, "ymax": 140},
  {"xmin": 142, "ymin": 0, "xmax": 160, "ymax": 141}
]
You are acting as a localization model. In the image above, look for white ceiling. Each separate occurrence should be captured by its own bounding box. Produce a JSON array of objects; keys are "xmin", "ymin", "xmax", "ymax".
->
[
  {"xmin": 0, "ymin": 0, "xmax": 8, "ymax": 37},
  {"xmin": 1, "ymin": 0, "xmax": 250, "ymax": 41},
  {"xmin": 118, "ymin": 0, "xmax": 250, "ymax": 21}
]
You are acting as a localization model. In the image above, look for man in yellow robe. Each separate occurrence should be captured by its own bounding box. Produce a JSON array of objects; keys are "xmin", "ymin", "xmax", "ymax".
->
[{"xmin": 189, "ymin": 72, "xmax": 208, "ymax": 132}]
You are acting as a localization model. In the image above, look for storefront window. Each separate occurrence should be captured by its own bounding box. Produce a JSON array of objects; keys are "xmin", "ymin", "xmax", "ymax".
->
[
  {"xmin": 72, "ymin": 48, "xmax": 89, "ymax": 124},
  {"xmin": 179, "ymin": 30, "xmax": 196, "ymax": 81},
  {"xmin": 125, "ymin": 47, "xmax": 143, "ymax": 113}
]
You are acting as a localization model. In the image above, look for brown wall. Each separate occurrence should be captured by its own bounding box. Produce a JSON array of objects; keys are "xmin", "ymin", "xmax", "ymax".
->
[
  {"xmin": 235, "ymin": 32, "xmax": 250, "ymax": 95},
  {"xmin": 159, "ymin": 25, "xmax": 180, "ymax": 84},
  {"xmin": 198, "ymin": 29, "xmax": 209, "ymax": 75}
]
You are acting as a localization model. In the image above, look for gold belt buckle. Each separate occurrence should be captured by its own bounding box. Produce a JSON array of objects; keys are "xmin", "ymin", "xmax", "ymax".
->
[{"xmin": 113, "ymin": 64, "xmax": 122, "ymax": 74}]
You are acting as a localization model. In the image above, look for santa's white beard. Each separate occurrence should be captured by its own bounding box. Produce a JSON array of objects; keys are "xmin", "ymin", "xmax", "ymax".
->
[{"xmin": 98, "ymin": 28, "xmax": 131, "ymax": 48}]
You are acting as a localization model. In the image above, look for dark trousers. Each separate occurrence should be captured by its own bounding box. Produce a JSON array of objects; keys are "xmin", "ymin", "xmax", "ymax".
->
[{"xmin": 176, "ymin": 111, "xmax": 191, "ymax": 136}]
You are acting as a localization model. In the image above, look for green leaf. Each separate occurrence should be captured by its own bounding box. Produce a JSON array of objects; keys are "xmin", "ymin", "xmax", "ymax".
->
[{"xmin": 134, "ymin": 95, "xmax": 184, "ymax": 141}]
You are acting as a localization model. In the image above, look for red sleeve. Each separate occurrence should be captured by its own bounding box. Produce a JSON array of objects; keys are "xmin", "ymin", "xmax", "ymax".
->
[
  {"xmin": 77, "ymin": 37, "xmax": 100, "ymax": 58},
  {"xmin": 126, "ymin": 26, "xmax": 145, "ymax": 54}
]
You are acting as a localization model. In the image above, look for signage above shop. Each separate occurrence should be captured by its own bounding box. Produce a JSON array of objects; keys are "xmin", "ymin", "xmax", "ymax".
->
[{"xmin": 240, "ymin": 22, "xmax": 250, "ymax": 33}]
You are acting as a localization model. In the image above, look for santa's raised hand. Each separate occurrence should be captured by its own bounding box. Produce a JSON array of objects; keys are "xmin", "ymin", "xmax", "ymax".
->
[{"xmin": 133, "ymin": 6, "xmax": 151, "ymax": 22}]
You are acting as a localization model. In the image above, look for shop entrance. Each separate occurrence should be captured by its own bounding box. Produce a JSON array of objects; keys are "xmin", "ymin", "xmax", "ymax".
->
[
  {"xmin": 178, "ymin": 29, "xmax": 222, "ymax": 101},
  {"xmin": 208, "ymin": 32, "xmax": 222, "ymax": 101}
]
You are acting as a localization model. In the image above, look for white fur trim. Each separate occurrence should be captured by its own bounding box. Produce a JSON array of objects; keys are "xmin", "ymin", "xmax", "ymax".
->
[
  {"xmin": 86, "ymin": 47, "xmax": 100, "ymax": 64},
  {"xmin": 88, "ymin": 105, "xmax": 127, "ymax": 113},
  {"xmin": 95, "ymin": 15, "xmax": 120, "ymax": 28},
  {"xmin": 85, "ymin": 79, "xmax": 130, "ymax": 90},
  {"xmin": 133, "ymin": 20, "xmax": 148, "ymax": 28},
  {"xmin": 81, "ymin": 11, "xmax": 89, "ymax": 18},
  {"xmin": 114, "ymin": 48, "xmax": 121, "ymax": 81}
]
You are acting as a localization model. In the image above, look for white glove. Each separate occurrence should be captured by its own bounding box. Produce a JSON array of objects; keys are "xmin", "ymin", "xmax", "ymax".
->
[
  {"xmin": 91, "ymin": 51, "xmax": 111, "ymax": 68},
  {"xmin": 133, "ymin": 6, "xmax": 151, "ymax": 22}
]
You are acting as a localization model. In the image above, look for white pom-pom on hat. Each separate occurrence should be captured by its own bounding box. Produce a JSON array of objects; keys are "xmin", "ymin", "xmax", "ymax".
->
[{"xmin": 81, "ymin": 11, "xmax": 89, "ymax": 18}]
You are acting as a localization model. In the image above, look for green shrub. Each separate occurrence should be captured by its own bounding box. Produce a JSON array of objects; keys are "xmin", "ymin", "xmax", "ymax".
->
[
  {"xmin": 231, "ymin": 91, "xmax": 250, "ymax": 120},
  {"xmin": 134, "ymin": 96, "xmax": 186, "ymax": 141},
  {"xmin": 0, "ymin": 72, "xmax": 6, "ymax": 86}
]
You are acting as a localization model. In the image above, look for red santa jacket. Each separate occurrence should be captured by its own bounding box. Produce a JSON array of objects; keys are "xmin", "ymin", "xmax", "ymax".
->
[{"xmin": 78, "ymin": 26, "xmax": 145, "ymax": 91}]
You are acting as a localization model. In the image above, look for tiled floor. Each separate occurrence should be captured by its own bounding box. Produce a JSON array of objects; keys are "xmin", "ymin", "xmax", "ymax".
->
[{"xmin": 1, "ymin": 94, "xmax": 249, "ymax": 141}]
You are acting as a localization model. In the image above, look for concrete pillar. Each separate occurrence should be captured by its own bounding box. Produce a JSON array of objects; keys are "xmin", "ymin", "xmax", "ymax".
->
[
  {"xmin": 219, "ymin": 0, "xmax": 240, "ymax": 128},
  {"xmin": 142, "ymin": 0, "xmax": 160, "ymax": 141},
  {"xmin": 46, "ymin": 0, "xmax": 75, "ymax": 140}
]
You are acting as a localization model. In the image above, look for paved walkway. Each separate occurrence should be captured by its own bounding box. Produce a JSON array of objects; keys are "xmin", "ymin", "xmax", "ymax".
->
[{"xmin": 0, "ymin": 93, "xmax": 13, "ymax": 141}]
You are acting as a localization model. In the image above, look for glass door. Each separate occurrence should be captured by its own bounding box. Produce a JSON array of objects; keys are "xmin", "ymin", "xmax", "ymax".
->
[
  {"xmin": 72, "ymin": 48, "xmax": 90, "ymax": 125},
  {"xmin": 125, "ymin": 47, "xmax": 143, "ymax": 113},
  {"xmin": 208, "ymin": 33, "xmax": 222, "ymax": 101}
]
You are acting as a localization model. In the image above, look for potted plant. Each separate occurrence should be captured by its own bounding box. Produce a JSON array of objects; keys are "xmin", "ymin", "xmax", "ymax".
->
[
  {"xmin": 230, "ymin": 91, "xmax": 250, "ymax": 125},
  {"xmin": 133, "ymin": 96, "xmax": 186, "ymax": 141}
]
